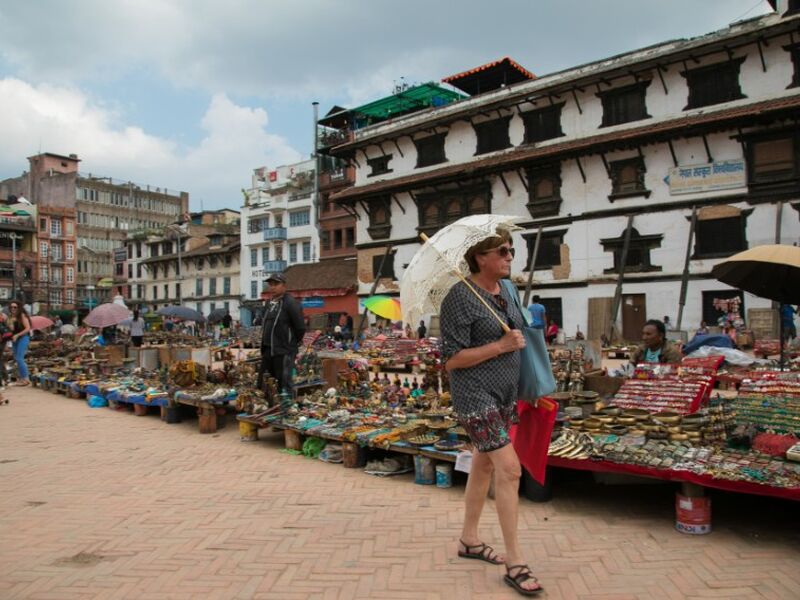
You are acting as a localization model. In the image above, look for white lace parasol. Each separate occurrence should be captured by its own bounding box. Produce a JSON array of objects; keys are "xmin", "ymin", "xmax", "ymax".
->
[{"xmin": 399, "ymin": 214, "xmax": 523, "ymax": 326}]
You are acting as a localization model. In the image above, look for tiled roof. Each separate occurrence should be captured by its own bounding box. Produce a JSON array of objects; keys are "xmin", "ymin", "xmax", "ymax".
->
[{"xmin": 284, "ymin": 259, "xmax": 357, "ymax": 292}]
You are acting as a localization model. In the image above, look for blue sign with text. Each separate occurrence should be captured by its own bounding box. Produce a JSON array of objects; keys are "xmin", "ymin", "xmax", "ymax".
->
[{"xmin": 301, "ymin": 297, "xmax": 324, "ymax": 308}]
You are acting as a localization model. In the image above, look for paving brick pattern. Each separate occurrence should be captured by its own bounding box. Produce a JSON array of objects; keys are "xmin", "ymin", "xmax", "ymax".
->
[{"xmin": 0, "ymin": 387, "xmax": 798, "ymax": 600}]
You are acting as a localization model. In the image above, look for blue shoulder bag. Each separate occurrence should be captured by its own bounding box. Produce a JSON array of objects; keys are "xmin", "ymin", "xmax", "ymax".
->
[{"xmin": 501, "ymin": 279, "xmax": 557, "ymax": 403}]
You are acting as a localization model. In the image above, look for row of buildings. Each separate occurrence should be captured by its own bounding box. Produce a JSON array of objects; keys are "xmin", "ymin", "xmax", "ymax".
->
[{"xmin": 2, "ymin": 2, "xmax": 798, "ymax": 339}]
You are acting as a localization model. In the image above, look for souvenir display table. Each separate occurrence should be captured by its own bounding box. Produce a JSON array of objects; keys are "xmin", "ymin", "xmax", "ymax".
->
[{"xmin": 547, "ymin": 359, "xmax": 800, "ymax": 505}]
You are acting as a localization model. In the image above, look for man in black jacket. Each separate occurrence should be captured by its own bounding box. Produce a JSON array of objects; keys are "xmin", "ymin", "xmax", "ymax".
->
[{"xmin": 258, "ymin": 273, "xmax": 305, "ymax": 396}]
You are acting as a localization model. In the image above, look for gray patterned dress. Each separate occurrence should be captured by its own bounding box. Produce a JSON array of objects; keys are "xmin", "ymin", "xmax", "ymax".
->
[{"xmin": 440, "ymin": 279, "xmax": 523, "ymax": 452}]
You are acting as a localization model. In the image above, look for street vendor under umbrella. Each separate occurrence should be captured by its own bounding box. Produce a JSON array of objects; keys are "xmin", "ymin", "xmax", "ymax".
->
[
  {"xmin": 629, "ymin": 319, "xmax": 682, "ymax": 365},
  {"xmin": 258, "ymin": 273, "xmax": 305, "ymax": 397}
]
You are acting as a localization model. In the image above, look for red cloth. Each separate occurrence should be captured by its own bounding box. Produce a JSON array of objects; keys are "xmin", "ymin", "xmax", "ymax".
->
[{"xmin": 509, "ymin": 398, "xmax": 558, "ymax": 485}]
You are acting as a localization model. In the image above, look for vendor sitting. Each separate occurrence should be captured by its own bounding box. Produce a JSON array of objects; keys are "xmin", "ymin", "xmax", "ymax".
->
[{"xmin": 630, "ymin": 319, "xmax": 682, "ymax": 365}]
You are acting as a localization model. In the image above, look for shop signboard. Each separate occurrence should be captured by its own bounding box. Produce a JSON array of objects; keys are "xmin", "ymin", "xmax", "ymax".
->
[
  {"xmin": 301, "ymin": 297, "xmax": 325, "ymax": 308},
  {"xmin": 114, "ymin": 247, "xmax": 127, "ymax": 262},
  {"xmin": 668, "ymin": 159, "xmax": 746, "ymax": 195}
]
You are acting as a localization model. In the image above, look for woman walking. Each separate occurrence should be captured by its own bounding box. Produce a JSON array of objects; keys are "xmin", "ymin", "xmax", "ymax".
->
[
  {"xmin": 8, "ymin": 301, "xmax": 32, "ymax": 386},
  {"xmin": 440, "ymin": 228, "xmax": 543, "ymax": 596},
  {"xmin": 129, "ymin": 310, "xmax": 146, "ymax": 347}
]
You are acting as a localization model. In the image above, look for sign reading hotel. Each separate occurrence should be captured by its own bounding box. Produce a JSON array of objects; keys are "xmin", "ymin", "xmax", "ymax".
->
[{"xmin": 668, "ymin": 159, "xmax": 746, "ymax": 195}]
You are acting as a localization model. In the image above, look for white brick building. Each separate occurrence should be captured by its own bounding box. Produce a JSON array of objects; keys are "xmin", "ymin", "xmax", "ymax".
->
[
  {"xmin": 329, "ymin": 8, "xmax": 800, "ymax": 340},
  {"xmin": 240, "ymin": 159, "xmax": 319, "ymax": 325}
]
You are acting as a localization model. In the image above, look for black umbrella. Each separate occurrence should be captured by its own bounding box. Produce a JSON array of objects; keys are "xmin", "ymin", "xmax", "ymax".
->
[
  {"xmin": 712, "ymin": 244, "xmax": 800, "ymax": 368},
  {"xmin": 207, "ymin": 308, "xmax": 227, "ymax": 324},
  {"xmin": 156, "ymin": 305, "xmax": 206, "ymax": 322}
]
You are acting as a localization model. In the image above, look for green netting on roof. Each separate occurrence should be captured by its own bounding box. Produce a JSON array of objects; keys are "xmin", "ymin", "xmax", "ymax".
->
[{"xmin": 351, "ymin": 83, "xmax": 465, "ymax": 123}]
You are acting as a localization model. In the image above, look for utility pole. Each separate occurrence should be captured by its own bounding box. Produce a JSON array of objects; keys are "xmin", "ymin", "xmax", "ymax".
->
[
  {"xmin": 522, "ymin": 226, "xmax": 543, "ymax": 307},
  {"xmin": 312, "ymin": 101, "xmax": 321, "ymax": 259},
  {"xmin": 676, "ymin": 206, "xmax": 697, "ymax": 332},
  {"xmin": 608, "ymin": 215, "xmax": 635, "ymax": 342}
]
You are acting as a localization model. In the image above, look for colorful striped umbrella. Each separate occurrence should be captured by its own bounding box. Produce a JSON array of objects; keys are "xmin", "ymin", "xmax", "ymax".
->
[{"xmin": 363, "ymin": 296, "xmax": 402, "ymax": 321}]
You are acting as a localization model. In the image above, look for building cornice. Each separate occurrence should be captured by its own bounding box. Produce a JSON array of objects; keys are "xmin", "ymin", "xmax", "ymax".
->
[{"xmin": 333, "ymin": 94, "xmax": 800, "ymax": 204}]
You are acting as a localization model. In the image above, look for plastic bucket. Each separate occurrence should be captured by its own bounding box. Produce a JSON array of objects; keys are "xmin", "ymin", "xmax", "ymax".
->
[
  {"xmin": 675, "ymin": 493, "xmax": 711, "ymax": 535},
  {"xmin": 414, "ymin": 456, "xmax": 435, "ymax": 485},
  {"xmin": 435, "ymin": 463, "xmax": 453, "ymax": 488}
]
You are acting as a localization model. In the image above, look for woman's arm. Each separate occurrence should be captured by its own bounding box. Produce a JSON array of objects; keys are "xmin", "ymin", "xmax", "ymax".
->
[
  {"xmin": 14, "ymin": 315, "xmax": 32, "ymax": 340},
  {"xmin": 445, "ymin": 330, "xmax": 525, "ymax": 372}
]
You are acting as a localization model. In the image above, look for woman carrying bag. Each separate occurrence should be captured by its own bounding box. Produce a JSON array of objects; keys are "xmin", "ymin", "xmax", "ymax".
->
[{"xmin": 440, "ymin": 228, "xmax": 543, "ymax": 596}]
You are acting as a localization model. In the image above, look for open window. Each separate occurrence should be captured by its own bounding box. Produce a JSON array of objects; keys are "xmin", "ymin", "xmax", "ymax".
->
[
  {"xmin": 682, "ymin": 58, "xmax": 745, "ymax": 109},
  {"xmin": 694, "ymin": 214, "xmax": 748, "ymax": 259},
  {"xmin": 473, "ymin": 116, "xmax": 512, "ymax": 155},
  {"xmin": 522, "ymin": 104, "xmax": 564, "ymax": 143},
  {"xmin": 522, "ymin": 230, "xmax": 566, "ymax": 270},
  {"xmin": 372, "ymin": 252, "xmax": 396, "ymax": 280},
  {"xmin": 598, "ymin": 81, "xmax": 651, "ymax": 127},
  {"xmin": 414, "ymin": 133, "xmax": 447, "ymax": 168},
  {"xmin": 367, "ymin": 154, "xmax": 392, "ymax": 177}
]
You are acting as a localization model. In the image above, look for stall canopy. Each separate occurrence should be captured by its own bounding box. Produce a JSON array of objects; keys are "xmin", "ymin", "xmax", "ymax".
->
[
  {"xmin": 442, "ymin": 57, "xmax": 536, "ymax": 95},
  {"xmin": 319, "ymin": 84, "xmax": 465, "ymax": 131}
]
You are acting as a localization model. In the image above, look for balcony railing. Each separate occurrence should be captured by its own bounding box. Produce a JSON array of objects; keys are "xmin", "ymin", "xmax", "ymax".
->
[
  {"xmin": 0, "ymin": 216, "xmax": 35, "ymax": 230},
  {"xmin": 263, "ymin": 227, "xmax": 288, "ymax": 241},
  {"xmin": 263, "ymin": 260, "xmax": 287, "ymax": 273}
]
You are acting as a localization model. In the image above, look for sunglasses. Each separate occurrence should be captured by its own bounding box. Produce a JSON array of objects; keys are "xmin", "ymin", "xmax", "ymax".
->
[{"xmin": 482, "ymin": 246, "xmax": 515, "ymax": 258}]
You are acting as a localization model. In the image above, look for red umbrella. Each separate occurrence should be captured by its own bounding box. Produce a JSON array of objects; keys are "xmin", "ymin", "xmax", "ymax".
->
[{"xmin": 30, "ymin": 316, "xmax": 55, "ymax": 331}]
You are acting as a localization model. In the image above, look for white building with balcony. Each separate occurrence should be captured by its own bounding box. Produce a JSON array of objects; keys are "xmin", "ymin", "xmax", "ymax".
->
[
  {"xmin": 329, "ymin": 6, "xmax": 800, "ymax": 341},
  {"xmin": 240, "ymin": 159, "xmax": 319, "ymax": 324}
]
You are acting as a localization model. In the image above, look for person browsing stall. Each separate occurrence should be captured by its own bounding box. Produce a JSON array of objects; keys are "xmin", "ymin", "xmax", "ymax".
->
[
  {"xmin": 630, "ymin": 319, "xmax": 682, "ymax": 365},
  {"xmin": 129, "ymin": 310, "xmax": 146, "ymax": 347},
  {"xmin": 526, "ymin": 295, "xmax": 546, "ymax": 330},
  {"xmin": 440, "ymin": 228, "xmax": 543, "ymax": 596},
  {"xmin": 257, "ymin": 273, "xmax": 305, "ymax": 396}
]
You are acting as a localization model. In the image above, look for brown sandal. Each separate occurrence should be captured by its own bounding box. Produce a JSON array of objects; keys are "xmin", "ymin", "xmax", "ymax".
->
[
  {"xmin": 504, "ymin": 564, "xmax": 543, "ymax": 596},
  {"xmin": 458, "ymin": 539, "xmax": 504, "ymax": 565}
]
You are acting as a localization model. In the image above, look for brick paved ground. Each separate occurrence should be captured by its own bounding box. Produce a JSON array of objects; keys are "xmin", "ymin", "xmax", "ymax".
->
[{"xmin": 0, "ymin": 386, "xmax": 798, "ymax": 600}]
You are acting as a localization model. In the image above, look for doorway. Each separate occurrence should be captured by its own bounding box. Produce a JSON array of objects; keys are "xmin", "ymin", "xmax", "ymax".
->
[{"xmin": 622, "ymin": 293, "xmax": 647, "ymax": 342}]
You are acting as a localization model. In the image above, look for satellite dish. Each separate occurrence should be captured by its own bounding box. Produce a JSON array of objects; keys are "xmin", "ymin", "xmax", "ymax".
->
[{"xmin": 17, "ymin": 196, "xmax": 32, "ymax": 205}]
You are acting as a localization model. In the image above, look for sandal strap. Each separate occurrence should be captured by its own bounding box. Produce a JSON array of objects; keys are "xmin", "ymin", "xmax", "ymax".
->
[
  {"xmin": 459, "ymin": 540, "xmax": 498, "ymax": 561},
  {"xmin": 507, "ymin": 564, "xmax": 537, "ymax": 583}
]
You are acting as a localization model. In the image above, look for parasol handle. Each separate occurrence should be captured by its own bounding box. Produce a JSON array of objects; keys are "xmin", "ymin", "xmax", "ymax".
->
[{"xmin": 419, "ymin": 233, "xmax": 511, "ymax": 333}]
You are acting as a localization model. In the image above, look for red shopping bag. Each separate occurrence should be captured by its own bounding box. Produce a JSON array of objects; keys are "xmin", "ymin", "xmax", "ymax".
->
[{"xmin": 509, "ymin": 398, "xmax": 557, "ymax": 485}]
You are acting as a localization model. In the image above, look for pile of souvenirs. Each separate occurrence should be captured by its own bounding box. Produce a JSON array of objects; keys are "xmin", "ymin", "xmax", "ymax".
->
[
  {"xmin": 273, "ymin": 371, "xmax": 466, "ymax": 453},
  {"xmin": 549, "ymin": 358, "xmax": 800, "ymax": 491}
]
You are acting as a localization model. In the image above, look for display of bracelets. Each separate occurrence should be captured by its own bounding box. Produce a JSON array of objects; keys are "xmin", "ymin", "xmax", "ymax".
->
[{"xmin": 733, "ymin": 394, "xmax": 800, "ymax": 434}]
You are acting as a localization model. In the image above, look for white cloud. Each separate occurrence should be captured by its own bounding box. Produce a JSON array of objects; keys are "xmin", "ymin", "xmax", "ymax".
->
[
  {"xmin": 0, "ymin": 1, "xmax": 773, "ymax": 103},
  {"xmin": 0, "ymin": 78, "xmax": 301, "ymax": 209}
]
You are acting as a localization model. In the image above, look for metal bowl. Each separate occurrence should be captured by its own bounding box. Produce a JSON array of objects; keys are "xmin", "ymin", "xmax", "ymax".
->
[
  {"xmin": 623, "ymin": 408, "xmax": 651, "ymax": 421},
  {"xmin": 583, "ymin": 418, "xmax": 603, "ymax": 430},
  {"xmin": 653, "ymin": 411, "xmax": 682, "ymax": 425}
]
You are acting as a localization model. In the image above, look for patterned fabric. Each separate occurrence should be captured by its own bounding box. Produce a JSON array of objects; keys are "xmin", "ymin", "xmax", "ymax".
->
[
  {"xmin": 459, "ymin": 401, "xmax": 518, "ymax": 453},
  {"xmin": 440, "ymin": 279, "xmax": 523, "ymax": 452}
]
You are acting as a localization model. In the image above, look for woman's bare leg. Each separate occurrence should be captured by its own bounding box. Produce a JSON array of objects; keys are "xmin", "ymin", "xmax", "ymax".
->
[
  {"xmin": 460, "ymin": 450, "xmax": 495, "ymax": 549},
  {"xmin": 487, "ymin": 444, "xmax": 541, "ymax": 592}
]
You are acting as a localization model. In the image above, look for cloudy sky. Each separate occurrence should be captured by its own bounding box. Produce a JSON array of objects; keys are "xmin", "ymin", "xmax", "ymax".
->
[{"xmin": 0, "ymin": 0, "xmax": 772, "ymax": 211}]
